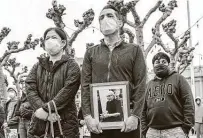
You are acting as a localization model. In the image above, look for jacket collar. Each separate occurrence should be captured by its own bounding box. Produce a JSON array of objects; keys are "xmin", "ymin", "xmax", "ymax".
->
[
  {"xmin": 37, "ymin": 54, "xmax": 71, "ymax": 72},
  {"xmin": 100, "ymin": 39, "xmax": 124, "ymax": 48}
]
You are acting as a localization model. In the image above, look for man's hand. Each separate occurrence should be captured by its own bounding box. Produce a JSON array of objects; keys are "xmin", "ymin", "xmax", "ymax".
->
[
  {"xmin": 121, "ymin": 116, "xmax": 139, "ymax": 132},
  {"xmin": 84, "ymin": 115, "xmax": 102, "ymax": 134},
  {"xmin": 34, "ymin": 108, "xmax": 48, "ymax": 120},
  {"xmin": 20, "ymin": 107, "xmax": 33, "ymax": 118},
  {"xmin": 100, "ymin": 113, "xmax": 109, "ymax": 119},
  {"xmin": 80, "ymin": 120, "xmax": 85, "ymax": 126}
]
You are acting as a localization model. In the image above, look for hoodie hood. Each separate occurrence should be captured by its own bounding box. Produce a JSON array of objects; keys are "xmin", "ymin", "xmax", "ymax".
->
[
  {"xmin": 37, "ymin": 54, "xmax": 72, "ymax": 72},
  {"xmin": 154, "ymin": 69, "xmax": 176, "ymax": 80},
  {"xmin": 195, "ymin": 96, "xmax": 201, "ymax": 102}
]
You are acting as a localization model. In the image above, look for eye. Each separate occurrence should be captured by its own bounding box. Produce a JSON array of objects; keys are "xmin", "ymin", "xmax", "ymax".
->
[
  {"xmin": 45, "ymin": 36, "xmax": 50, "ymax": 40},
  {"xmin": 107, "ymin": 13, "xmax": 114, "ymax": 18},
  {"xmin": 154, "ymin": 60, "xmax": 160, "ymax": 64},
  {"xmin": 51, "ymin": 36, "xmax": 57, "ymax": 39},
  {"xmin": 161, "ymin": 60, "xmax": 167, "ymax": 64}
]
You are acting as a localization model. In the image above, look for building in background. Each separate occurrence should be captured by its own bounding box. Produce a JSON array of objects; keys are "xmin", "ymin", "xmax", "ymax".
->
[{"xmin": 182, "ymin": 66, "xmax": 203, "ymax": 99}]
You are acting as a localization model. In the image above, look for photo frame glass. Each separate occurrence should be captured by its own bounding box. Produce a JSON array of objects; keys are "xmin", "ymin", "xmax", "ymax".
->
[{"xmin": 91, "ymin": 81, "xmax": 130, "ymax": 130}]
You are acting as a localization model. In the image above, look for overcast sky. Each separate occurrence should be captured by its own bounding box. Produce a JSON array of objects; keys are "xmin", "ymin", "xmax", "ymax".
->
[{"xmin": 0, "ymin": 0, "xmax": 203, "ymax": 80}]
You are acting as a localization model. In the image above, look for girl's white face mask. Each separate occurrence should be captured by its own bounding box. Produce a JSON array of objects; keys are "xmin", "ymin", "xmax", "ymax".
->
[{"xmin": 45, "ymin": 39, "xmax": 63, "ymax": 56}]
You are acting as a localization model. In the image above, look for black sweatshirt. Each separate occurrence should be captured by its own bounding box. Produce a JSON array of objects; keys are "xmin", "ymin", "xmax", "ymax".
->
[{"xmin": 141, "ymin": 71, "xmax": 195, "ymax": 135}]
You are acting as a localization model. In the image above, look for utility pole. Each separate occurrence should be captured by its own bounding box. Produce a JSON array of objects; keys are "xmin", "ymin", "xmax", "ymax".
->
[{"xmin": 187, "ymin": 0, "xmax": 196, "ymax": 98}]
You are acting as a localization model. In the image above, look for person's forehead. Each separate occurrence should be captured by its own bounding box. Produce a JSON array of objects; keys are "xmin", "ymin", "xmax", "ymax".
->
[
  {"xmin": 100, "ymin": 8, "xmax": 116, "ymax": 16},
  {"xmin": 46, "ymin": 30, "xmax": 60, "ymax": 38},
  {"xmin": 155, "ymin": 58, "xmax": 168, "ymax": 62}
]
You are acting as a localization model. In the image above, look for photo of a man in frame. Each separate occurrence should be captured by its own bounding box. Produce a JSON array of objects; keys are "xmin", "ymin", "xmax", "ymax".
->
[{"xmin": 100, "ymin": 90, "xmax": 123, "ymax": 122}]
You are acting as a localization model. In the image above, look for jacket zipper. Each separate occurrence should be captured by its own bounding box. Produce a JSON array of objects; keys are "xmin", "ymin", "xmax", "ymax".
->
[
  {"xmin": 107, "ymin": 47, "xmax": 115, "ymax": 82},
  {"xmin": 46, "ymin": 72, "xmax": 51, "ymax": 101}
]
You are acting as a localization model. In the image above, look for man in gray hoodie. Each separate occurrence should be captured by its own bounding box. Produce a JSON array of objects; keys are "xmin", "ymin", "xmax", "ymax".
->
[
  {"xmin": 195, "ymin": 97, "xmax": 203, "ymax": 138},
  {"xmin": 141, "ymin": 52, "xmax": 195, "ymax": 138}
]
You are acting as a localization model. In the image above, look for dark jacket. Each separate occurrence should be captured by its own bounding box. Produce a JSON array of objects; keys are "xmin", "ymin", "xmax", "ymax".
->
[
  {"xmin": 14, "ymin": 93, "xmax": 33, "ymax": 120},
  {"xmin": 78, "ymin": 108, "xmax": 84, "ymax": 127},
  {"xmin": 0, "ymin": 105, "xmax": 4, "ymax": 138},
  {"xmin": 141, "ymin": 71, "xmax": 195, "ymax": 136},
  {"xmin": 81, "ymin": 40, "xmax": 146, "ymax": 118},
  {"xmin": 4, "ymin": 99, "xmax": 17, "ymax": 122},
  {"xmin": 25, "ymin": 55, "xmax": 80, "ymax": 137},
  {"xmin": 0, "ymin": 105, "xmax": 5, "ymax": 127}
]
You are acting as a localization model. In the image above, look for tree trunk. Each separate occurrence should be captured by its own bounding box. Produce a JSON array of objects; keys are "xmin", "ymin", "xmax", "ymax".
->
[
  {"xmin": 0, "ymin": 65, "xmax": 6, "ymax": 99},
  {"xmin": 170, "ymin": 54, "xmax": 176, "ymax": 71},
  {"xmin": 135, "ymin": 26, "xmax": 144, "ymax": 52},
  {"xmin": 15, "ymin": 81, "xmax": 21, "ymax": 99}
]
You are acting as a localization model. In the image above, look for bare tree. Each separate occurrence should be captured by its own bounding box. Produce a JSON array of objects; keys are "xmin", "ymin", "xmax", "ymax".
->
[
  {"xmin": 4, "ymin": 58, "xmax": 28, "ymax": 98},
  {"xmin": 0, "ymin": 27, "xmax": 39, "ymax": 98},
  {"xmin": 0, "ymin": 27, "xmax": 10, "ymax": 99},
  {"xmin": 107, "ymin": 0, "xmax": 194, "ymax": 73},
  {"xmin": 40, "ymin": 0, "xmax": 95, "ymax": 56}
]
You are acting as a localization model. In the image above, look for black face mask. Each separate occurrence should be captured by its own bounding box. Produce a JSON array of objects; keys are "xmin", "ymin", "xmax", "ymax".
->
[{"xmin": 154, "ymin": 64, "xmax": 169, "ymax": 78}]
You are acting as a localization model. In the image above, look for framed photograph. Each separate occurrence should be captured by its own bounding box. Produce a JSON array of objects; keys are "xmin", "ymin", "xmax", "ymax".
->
[
  {"xmin": 83, "ymin": 125, "xmax": 91, "ymax": 137},
  {"xmin": 4, "ymin": 128, "xmax": 18, "ymax": 138},
  {"xmin": 90, "ymin": 81, "xmax": 130, "ymax": 130}
]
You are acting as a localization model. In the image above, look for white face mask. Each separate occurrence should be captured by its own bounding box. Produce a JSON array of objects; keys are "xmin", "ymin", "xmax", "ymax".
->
[
  {"xmin": 100, "ymin": 18, "xmax": 118, "ymax": 35},
  {"xmin": 45, "ymin": 39, "xmax": 63, "ymax": 56}
]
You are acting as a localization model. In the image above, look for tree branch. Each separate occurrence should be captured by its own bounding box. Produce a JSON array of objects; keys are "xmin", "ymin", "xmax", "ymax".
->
[
  {"xmin": 167, "ymin": 33, "xmax": 178, "ymax": 45},
  {"xmin": 111, "ymin": 0, "xmax": 140, "ymax": 26},
  {"xmin": 0, "ymin": 55, "xmax": 10, "ymax": 66},
  {"xmin": 146, "ymin": 1, "xmax": 177, "ymax": 56},
  {"xmin": 4, "ymin": 66, "xmax": 17, "ymax": 83},
  {"xmin": 16, "ymin": 66, "xmax": 28, "ymax": 79},
  {"xmin": 125, "ymin": 19, "xmax": 137, "ymax": 28},
  {"xmin": 123, "ymin": 28, "xmax": 135, "ymax": 43},
  {"xmin": 140, "ymin": 0, "xmax": 163, "ymax": 27},
  {"xmin": 162, "ymin": 19, "xmax": 178, "ymax": 49},
  {"xmin": 46, "ymin": 0, "xmax": 66, "ymax": 29},
  {"xmin": 67, "ymin": 9, "xmax": 95, "ymax": 47},
  {"xmin": 178, "ymin": 61, "xmax": 191, "ymax": 74},
  {"xmin": 0, "ymin": 35, "xmax": 39, "ymax": 63},
  {"xmin": 177, "ymin": 46, "xmax": 194, "ymax": 73},
  {"xmin": 0, "ymin": 27, "xmax": 11, "ymax": 44},
  {"xmin": 145, "ymin": 38, "xmax": 156, "ymax": 57},
  {"xmin": 130, "ymin": 7, "xmax": 141, "ymax": 25},
  {"xmin": 178, "ymin": 31, "xmax": 190, "ymax": 48}
]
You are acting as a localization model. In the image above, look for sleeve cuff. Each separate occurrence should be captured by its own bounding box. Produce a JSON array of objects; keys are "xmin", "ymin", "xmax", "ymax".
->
[
  {"xmin": 42, "ymin": 101, "xmax": 56, "ymax": 113},
  {"xmin": 42, "ymin": 103, "xmax": 49, "ymax": 112}
]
